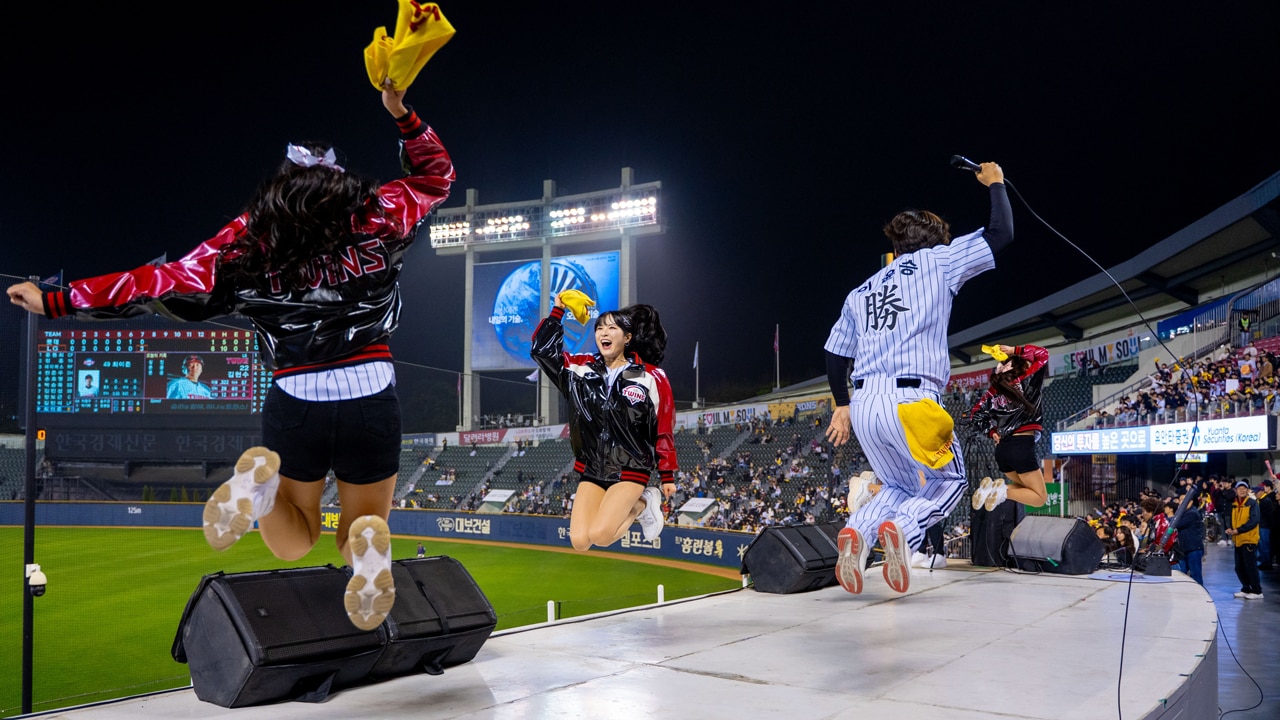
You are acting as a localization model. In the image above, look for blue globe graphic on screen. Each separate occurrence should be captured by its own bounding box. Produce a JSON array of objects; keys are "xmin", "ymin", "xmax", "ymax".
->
[{"xmin": 493, "ymin": 258, "xmax": 600, "ymax": 360}]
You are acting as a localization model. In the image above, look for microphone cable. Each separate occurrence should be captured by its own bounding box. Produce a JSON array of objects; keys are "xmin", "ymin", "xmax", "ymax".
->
[{"xmin": 952, "ymin": 159, "xmax": 1219, "ymax": 720}]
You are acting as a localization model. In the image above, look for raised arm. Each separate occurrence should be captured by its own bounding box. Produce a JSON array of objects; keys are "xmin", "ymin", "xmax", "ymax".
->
[{"xmin": 976, "ymin": 163, "xmax": 1013, "ymax": 254}]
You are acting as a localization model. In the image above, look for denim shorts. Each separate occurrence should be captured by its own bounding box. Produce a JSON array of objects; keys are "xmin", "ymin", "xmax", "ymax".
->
[{"xmin": 261, "ymin": 383, "xmax": 401, "ymax": 485}]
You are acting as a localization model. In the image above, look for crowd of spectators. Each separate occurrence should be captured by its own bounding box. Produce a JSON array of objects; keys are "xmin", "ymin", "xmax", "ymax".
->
[
  {"xmin": 389, "ymin": 411, "xmax": 993, "ymax": 551},
  {"xmin": 1084, "ymin": 472, "xmax": 1280, "ymax": 586},
  {"xmin": 474, "ymin": 413, "xmax": 540, "ymax": 429},
  {"xmin": 1090, "ymin": 344, "xmax": 1280, "ymax": 427}
]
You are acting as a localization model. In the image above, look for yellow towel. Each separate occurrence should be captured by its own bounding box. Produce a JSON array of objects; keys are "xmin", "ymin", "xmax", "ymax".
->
[
  {"xmin": 365, "ymin": 1, "xmax": 456, "ymax": 91},
  {"xmin": 981, "ymin": 344, "xmax": 1009, "ymax": 362},
  {"xmin": 897, "ymin": 398, "xmax": 955, "ymax": 470},
  {"xmin": 558, "ymin": 289, "xmax": 596, "ymax": 325}
]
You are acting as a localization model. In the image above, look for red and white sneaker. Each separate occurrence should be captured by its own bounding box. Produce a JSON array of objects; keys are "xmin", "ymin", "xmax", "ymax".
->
[
  {"xmin": 878, "ymin": 521, "xmax": 911, "ymax": 593},
  {"xmin": 202, "ymin": 447, "xmax": 280, "ymax": 551},
  {"xmin": 344, "ymin": 515, "xmax": 396, "ymax": 631},
  {"xmin": 835, "ymin": 527, "xmax": 870, "ymax": 594}
]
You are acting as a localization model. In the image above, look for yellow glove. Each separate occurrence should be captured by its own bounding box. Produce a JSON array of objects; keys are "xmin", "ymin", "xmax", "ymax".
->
[
  {"xmin": 558, "ymin": 289, "xmax": 596, "ymax": 325},
  {"xmin": 364, "ymin": 1, "xmax": 457, "ymax": 91},
  {"xmin": 981, "ymin": 344, "xmax": 1009, "ymax": 362}
]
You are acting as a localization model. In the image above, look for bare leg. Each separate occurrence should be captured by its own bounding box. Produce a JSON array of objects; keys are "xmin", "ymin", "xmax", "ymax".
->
[
  {"xmin": 569, "ymin": 482, "xmax": 605, "ymax": 551},
  {"xmin": 1004, "ymin": 469, "xmax": 1048, "ymax": 507},
  {"xmin": 568, "ymin": 481, "xmax": 647, "ymax": 549},
  {"xmin": 257, "ymin": 475, "xmax": 325, "ymax": 561},
  {"xmin": 334, "ymin": 474, "xmax": 397, "ymax": 564},
  {"xmin": 592, "ymin": 482, "xmax": 647, "ymax": 546}
]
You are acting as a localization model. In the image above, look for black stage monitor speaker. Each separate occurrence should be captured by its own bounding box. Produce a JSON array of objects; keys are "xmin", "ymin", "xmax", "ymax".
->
[
  {"xmin": 741, "ymin": 521, "xmax": 841, "ymax": 594},
  {"xmin": 1010, "ymin": 516, "xmax": 1104, "ymax": 575},
  {"xmin": 172, "ymin": 565, "xmax": 386, "ymax": 708},
  {"xmin": 971, "ymin": 499, "xmax": 1025, "ymax": 567},
  {"xmin": 370, "ymin": 556, "xmax": 497, "ymax": 680}
]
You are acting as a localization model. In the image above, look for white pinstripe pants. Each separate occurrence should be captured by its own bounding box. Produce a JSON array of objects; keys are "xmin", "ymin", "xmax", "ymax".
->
[{"xmin": 845, "ymin": 385, "xmax": 967, "ymax": 553}]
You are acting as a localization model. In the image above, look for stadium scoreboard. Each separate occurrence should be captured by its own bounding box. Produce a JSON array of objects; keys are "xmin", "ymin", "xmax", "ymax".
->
[
  {"xmin": 34, "ymin": 326, "xmax": 273, "ymax": 463},
  {"xmin": 37, "ymin": 328, "xmax": 271, "ymax": 414}
]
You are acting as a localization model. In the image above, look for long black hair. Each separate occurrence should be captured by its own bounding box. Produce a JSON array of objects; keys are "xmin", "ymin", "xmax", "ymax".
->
[
  {"xmin": 220, "ymin": 142, "xmax": 385, "ymax": 290},
  {"xmin": 990, "ymin": 354, "xmax": 1037, "ymax": 413},
  {"xmin": 596, "ymin": 303, "xmax": 667, "ymax": 366}
]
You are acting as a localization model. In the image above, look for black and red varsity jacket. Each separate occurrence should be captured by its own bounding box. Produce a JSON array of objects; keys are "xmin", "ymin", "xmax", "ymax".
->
[
  {"xmin": 39, "ymin": 111, "xmax": 454, "ymax": 378},
  {"xmin": 969, "ymin": 344, "xmax": 1050, "ymax": 440},
  {"xmin": 531, "ymin": 307, "xmax": 677, "ymax": 485}
]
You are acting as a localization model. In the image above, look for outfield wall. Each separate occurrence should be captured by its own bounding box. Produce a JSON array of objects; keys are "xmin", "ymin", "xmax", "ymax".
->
[{"xmin": 0, "ymin": 502, "xmax": 752, "ymax": 572}]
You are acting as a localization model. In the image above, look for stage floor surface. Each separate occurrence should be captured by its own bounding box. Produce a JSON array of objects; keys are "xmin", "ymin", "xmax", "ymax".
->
[{"xmin": 38, "ymin": 558, "xmax": 1223, "ymax": 720}]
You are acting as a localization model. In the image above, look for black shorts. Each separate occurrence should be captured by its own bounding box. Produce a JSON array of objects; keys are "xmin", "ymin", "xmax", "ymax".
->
[
  {"xmin": 262, "ymin": 383, "xmax": 401, "ymax": 485},
  {"xmin": 994, "ymin": 433, "xmax": 1040, "ymax": 474}
]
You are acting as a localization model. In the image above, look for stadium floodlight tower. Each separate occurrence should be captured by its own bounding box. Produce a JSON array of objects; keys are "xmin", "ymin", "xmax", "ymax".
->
[{"xmin": 429, "ymin": 168, "xmax": 662, "ymax": 430}]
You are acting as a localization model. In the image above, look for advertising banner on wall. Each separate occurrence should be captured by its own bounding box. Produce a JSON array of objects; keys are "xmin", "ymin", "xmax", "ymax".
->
[
  {"xmin": 947, "ymin": 368, "xmax": 992, "ymax": 394},
  {"xmin": 471, "ymin": 251, "xmax": 620, "ymax": 371},
  {"xmin": 1050, "ymin": 415, "xmax": 1273, "ymax": 455},
  {"xmin": 1056, "ymin": 336, "xmax": 1140, "ymax": 376},
  {"xmin": 2, "ymin": 503, "xmax": 756, "ymax": 572}
]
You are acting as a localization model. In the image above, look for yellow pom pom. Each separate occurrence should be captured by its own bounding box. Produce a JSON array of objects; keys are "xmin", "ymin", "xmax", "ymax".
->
[
  {"xmin": 982, "ymin": 344, "xmax": 1009, "ymax": 362},
  {"xmin": 558, "ymin": 289, "xmax": 597, "ymax": 325}
]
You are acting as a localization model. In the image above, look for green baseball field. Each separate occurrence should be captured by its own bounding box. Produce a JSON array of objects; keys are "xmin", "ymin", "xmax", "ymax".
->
[{"xmin": 0, "ymin": 526, "xmax": 742, "ymax": 717}]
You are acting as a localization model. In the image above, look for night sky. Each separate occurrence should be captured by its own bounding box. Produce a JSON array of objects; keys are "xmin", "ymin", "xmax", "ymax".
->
[{"xmin": 4, "ymin": 3, "xmax": 1279, "ymax": 428}]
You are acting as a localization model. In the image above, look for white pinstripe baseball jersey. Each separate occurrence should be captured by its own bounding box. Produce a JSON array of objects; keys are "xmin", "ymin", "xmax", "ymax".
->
[
  {"xmin": 276, "ymin": 361, "xmax": 395, "ymax": 401},
  {"xmin": 824, "ymin": 228, "xmax": 995, "ymax": 390}
]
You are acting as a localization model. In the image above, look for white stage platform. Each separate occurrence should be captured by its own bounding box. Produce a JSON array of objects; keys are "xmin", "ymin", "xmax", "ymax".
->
[{"xmin": 38, "ymin": 563, "xmax": 1218, "ymax": 720}]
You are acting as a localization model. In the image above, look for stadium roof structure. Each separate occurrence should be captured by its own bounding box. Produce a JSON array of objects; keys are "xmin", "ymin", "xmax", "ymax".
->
[
  {"xmin": 738, "ymin": 168, "xmax": 1280, "ymax": 407},
  {"xmin": 947, "ymin": 169, "xmax": 1280, "ymax": 363}
]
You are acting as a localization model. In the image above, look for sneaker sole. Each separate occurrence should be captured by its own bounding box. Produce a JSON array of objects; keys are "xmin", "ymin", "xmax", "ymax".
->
[
  {"xmin": 879, "ymin": 521, "xmax": 911, "ymax": 593},
  {"xmin": 835, "ymin": 528, "xmax": 864, "ymax": 594},
  {"xmin": 971, "ymin": 477, "xmax": 991, "ymax": 511},
  {"xmin": 201, "ymin": 447, "xmax": 280, "ymax": 551},
  {"xmin": 345, "ymin": 516, "xmax": 395, "ymax": 630},
  {"xmin": 984, "ymin": 481, "xmax": 1006, "ymax": 512}
]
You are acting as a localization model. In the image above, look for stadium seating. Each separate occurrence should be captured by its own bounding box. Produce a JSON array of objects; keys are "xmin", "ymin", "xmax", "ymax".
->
[{"xmin": 489, "ymin": 439, "xmax": 574, "ymax": 490}]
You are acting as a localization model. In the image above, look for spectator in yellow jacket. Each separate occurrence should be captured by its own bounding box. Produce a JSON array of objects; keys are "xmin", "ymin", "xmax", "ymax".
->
[{"xmin": 1225, "ymin": 480, "xmax": 1262, "ymax": 599}]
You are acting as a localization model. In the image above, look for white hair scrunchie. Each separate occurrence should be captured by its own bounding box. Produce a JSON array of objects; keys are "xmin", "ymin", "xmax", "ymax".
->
[{"xmin": 285, "ymin": 144, "xmax": 345, "ymax": 173}]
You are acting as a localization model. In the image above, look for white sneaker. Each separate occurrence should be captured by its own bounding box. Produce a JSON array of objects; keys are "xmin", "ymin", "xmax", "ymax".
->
[
  {"xmin": 910, "ymin": 551, "xmax": 929, "ymax": 568},
  {"xmin": 344, "ymin": 515, "xmax": 395, "ymax": 631},
  {"xmin": 202, "ymin": 447, "xmax": 281, "ymax": 551},
  {"xmin": 1243, "ymin": 592, "xmax": 1264, "ymax": 600},
  {"xmin": 878, "ymin": 521, "xmax": 911, "ymax": 593},
  {"xmin": 848, "ymin": 471, "xmax": 876, "ymax": 513},
  {"xmin": 835, "ymin": 526, "xmax": 870, "ymax": 594},
  {"xmin": 984, "ymin": 479, "xmax": 1008, "ymax": 512},
  {"xmin": 971, "ymin": 477, "xmax": 993, "ymax": 511},
  {"xmin": 922, "ymin": 554, "xmax": 948, "ymax": 570},
  {"xmin": 637, "ymin": 486, "xmax": 665, "ymax": 541},
  {"xmin": 1233, "ymin": 591, "xmax": 1247, "ymax": 598}
]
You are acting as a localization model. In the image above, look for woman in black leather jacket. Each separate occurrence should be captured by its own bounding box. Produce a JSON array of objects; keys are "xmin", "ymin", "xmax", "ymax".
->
[{"xmin": 531, "ymin": 294, "xmax": 677, "ymax": 549}]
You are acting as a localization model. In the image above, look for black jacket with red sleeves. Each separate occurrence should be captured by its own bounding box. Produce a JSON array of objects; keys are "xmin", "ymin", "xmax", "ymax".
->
[
  {"xmin": 969, "ymin": 344, "xmax": 1050, "ymax": 440},
  {"xmin": 39, "ymin": 110, "xmax": 454, "ymax": 378},
  {"xmin": 531, "ymin": 306, "xmax": 677, "ymax": 485}
]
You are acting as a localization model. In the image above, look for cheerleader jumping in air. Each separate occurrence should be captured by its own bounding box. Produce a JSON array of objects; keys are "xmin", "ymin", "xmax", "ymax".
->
[
  {"xmin": 968, "ymin": 344, "xmax": 1051, "ymax": 511},
  {"xmin": 530, "ymin": 290, "xmax": 678, "ymax": 550}
]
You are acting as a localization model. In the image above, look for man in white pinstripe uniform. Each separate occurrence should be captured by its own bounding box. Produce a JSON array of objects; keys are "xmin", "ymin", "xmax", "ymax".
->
[{"xmin": 824, "ymin": 162, "xmax": 1010, "ymax": 595}]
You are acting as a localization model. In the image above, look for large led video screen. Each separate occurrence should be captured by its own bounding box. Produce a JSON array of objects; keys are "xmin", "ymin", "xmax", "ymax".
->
[
  {"xmin": 34, "ymin": 322, "xmax": 275, "ymax": 461},
  {"xmin": 471, "ymin": 251, "xmax": 620, "ymax": 371},
  {"xmin": 37, "ymin": 327, "xmax": 271, "ymax": 414}
]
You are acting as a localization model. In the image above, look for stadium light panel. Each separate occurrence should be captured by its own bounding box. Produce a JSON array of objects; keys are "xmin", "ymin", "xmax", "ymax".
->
[{"xmin": 428, "ymin": 184, "xmax": 660, "ymax": 249}]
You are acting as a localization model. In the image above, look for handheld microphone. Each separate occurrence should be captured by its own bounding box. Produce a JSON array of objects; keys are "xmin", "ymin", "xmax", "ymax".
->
[{"xmin": 950, "ymin": 155, "xmax": 982, "ymax": 172}]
